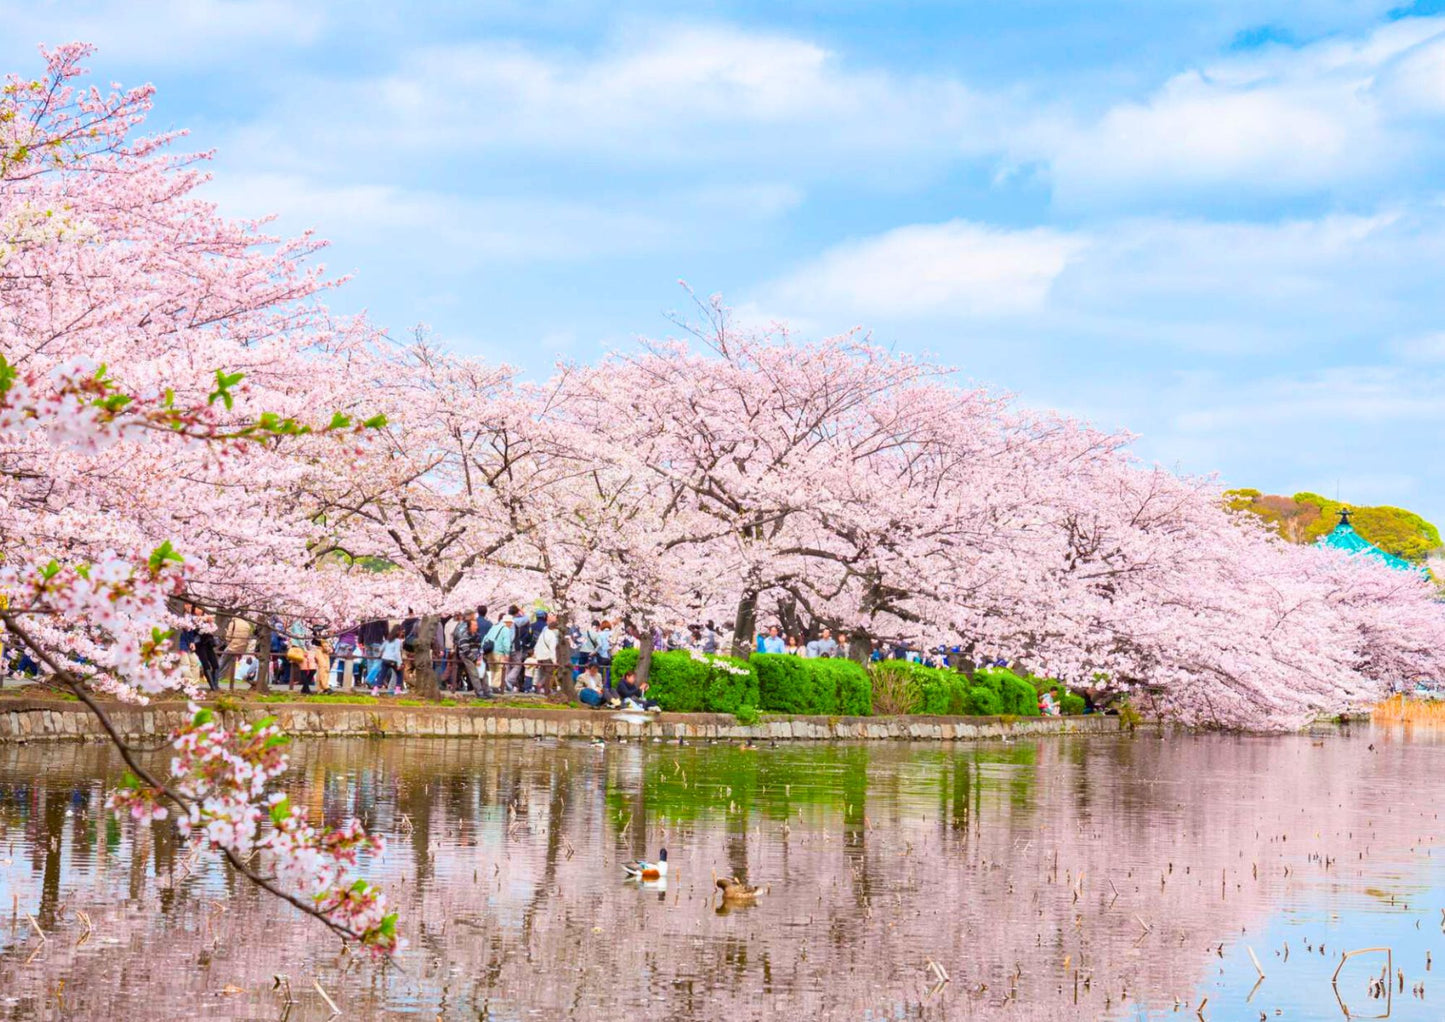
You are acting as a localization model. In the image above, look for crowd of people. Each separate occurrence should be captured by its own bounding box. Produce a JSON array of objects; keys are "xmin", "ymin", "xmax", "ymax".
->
[
  {"xmin": 4, "ymin": 600, "xmax": 1068, "ymax": 715},
  {"xmin": 0, "ymin": 598, "xmax": 1018, "ymax": 708}
]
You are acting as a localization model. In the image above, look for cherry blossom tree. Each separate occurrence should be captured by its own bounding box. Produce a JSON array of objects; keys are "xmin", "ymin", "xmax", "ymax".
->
[{"xmin": 0, "ymin": 44, "xmax": 396, "ymax": 945}]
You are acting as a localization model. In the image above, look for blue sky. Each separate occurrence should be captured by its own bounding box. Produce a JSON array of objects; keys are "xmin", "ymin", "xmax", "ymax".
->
[{"xmin": 6, "ymin": 1, "xmax": 1445, "ymax": 524}]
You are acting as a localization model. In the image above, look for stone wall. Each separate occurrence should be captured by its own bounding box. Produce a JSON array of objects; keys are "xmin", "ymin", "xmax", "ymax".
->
[{"xmin": 0, "ymin": 698, "xmax": 1123, "ymax": 744}]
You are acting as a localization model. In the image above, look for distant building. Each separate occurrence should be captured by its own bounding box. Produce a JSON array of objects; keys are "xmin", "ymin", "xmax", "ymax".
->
[{"xmin": 1319, "ymin": 507, "xmax": 1427, "ymax": 574}]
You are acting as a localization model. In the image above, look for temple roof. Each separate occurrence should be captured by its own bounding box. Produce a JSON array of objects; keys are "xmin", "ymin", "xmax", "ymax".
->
[{"xmin": 1319, "ymin": 508, "xmax": 1424, "ymax": 573}]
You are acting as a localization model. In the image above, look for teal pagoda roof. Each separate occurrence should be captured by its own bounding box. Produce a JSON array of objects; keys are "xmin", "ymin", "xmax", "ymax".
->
[{"xmin": 1318, "ymin": 508, "xmax": 1425, "ymax": 573}]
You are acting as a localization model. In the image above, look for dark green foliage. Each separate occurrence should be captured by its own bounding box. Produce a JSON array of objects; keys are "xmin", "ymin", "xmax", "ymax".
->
[
  {"xmin": 974, "ymin": 668, "xmax": 1041, "ymax": 716},
  {"xmin": 967, "ymin": 685, "xmax": 1002, "ymax": 716},
  {"xmin": 1060, "ymin": 692, "xmax": 1086, "ymax": 715},
  {"xmin": 609, "ymin": 648, "xmax": 758, "ymax": 713},
  {"xmin": 752, "ymin": 654, "xmax": 827, "ymax": 713},
  {"xmin": 751, "ymin": 654, "xmax": 874, "ymax": 716},
  {"xmin": 828, "ymin": 660, "xmax": 873, "ymax": 716}
]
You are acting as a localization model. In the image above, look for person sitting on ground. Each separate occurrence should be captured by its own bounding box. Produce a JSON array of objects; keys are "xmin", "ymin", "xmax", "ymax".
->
[
  {"xmin": 576, "ymin": 663, "xmax": 606, "ymax": 707},
  {"xmin": 615, "ymin": 669, "xmax": 660, "ymax": 711}
]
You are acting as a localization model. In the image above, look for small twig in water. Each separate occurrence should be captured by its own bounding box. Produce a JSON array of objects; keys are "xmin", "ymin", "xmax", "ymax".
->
[
  {"xmin": 25, "ymin": 912, "xmax": 46, "ymax": 944},
  {"xmin": 312, "ymin": 978, "xmax": 340, "ymax": 1017}
]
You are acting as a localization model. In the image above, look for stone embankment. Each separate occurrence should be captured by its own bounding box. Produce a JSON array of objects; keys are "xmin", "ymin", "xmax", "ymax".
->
[{"xmin": 0, "ymin": 698, "xmax": 1123, "ymax": 744}]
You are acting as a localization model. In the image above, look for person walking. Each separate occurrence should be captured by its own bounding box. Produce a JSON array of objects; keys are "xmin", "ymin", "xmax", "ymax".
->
[
  {"xmin": 593, "ymin": 619, "xmax": 614, "ymax": 692},
  {"xmin": 378, "ymin": 625, "xmax": 406, "ymax": 694},
  {"xmin": 453, "ymin": 613, "xmax": 492, "ymax": 698},
  {"xmin": 508, "ymin": 608, "xmax": 536, "ymax": 692},
  {"xmin": 194, "ymin": 613, "xmax": 220, "ymax": 692},
  {"xmin": 530, "ymin": 612, "xmax": 559, "ymax": 695},
  {"xmin": 217, "ymin": 614, "xmax": 253, "ymax": 689},
  {"xmin": 484, "ymin": 607, "xmax": 516, "ymax": 694}
]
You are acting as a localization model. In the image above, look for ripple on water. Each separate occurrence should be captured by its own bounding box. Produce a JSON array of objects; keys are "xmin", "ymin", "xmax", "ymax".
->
[{"xmin": 1, "ymin": 727, "xmax": 1444, "ymax": 1019}]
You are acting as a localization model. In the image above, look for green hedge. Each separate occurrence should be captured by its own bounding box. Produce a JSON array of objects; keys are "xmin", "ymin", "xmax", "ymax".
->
[
  {"xmin": 972, "ymin": 667, "xmax": 1041, "ymax": 716},
  {"xmin": 610, "ymin": 648, "xmax": 758, "ymax": 713},
  {"xmin": 751, "ymin": 654, "xmax": 873, "ymax": 716}
]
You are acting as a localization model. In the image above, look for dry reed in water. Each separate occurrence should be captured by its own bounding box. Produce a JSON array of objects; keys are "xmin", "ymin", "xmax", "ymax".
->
[{"xmin": 1373, "ymin": 695, "xmax": 1445, "ymax": 724}]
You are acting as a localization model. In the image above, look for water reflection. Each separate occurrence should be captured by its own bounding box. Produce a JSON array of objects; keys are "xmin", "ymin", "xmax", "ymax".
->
[{"xmin": 2, "ymin": 728, "xmax": 1444, "ymax": 1019}]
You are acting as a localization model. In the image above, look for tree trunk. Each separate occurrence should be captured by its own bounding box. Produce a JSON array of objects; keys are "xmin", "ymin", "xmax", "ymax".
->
[
  {"xmin": 412, "ymin": 613, "xmax": 440, "ymax": 700},
  {"xmin": 635, "ymin": 627, "xmax": 655, "ymax": 688},
  {"xmin": 730, "ymin": 589, "xmax": 758, "ymax": 659},
  {"xmin": 253, "ymin": 620, "xmax": 271, "ymax": 693},
  {"xmin": 846, "ymin": 632, "xmax": 871, "ymax": 663},
  {"xmin": 555, "ymin": 625, "xmax": 576, "ymax": 701}
]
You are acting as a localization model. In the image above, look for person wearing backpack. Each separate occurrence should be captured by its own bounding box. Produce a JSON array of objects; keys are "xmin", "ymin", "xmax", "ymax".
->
[{"xmin": 510, "ymin": 608, "xmax": 540, "ymax": 692}]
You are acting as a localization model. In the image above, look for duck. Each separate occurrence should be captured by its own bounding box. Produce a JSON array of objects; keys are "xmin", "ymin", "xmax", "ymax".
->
[
  {"xmin": 624, "ymin": 848, "xmax": 668, "ymax": 880},
  {"xmin": 715, "ymin": 876, "xmax": 762, "ymax": 902}
]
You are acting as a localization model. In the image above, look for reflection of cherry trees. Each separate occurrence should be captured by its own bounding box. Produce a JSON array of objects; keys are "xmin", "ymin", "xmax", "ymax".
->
[{"xmin": 3, "ymin": 732, "xmax": 1444, "ymax": 1019}]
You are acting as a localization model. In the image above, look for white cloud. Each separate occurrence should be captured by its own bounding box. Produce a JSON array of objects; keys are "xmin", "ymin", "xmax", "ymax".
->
[
  {"xmin": 233, "ymin": 22, "xmax": 984, "ymax": 182},
  {"xmin": 1393, "ymin": 332, "xmax": 1445, "ymax": 362},
  {"xmin": 764, "ymin": 220, "xmax": 1085, "ymax": 319},
  {"xmin": 1171, "ymin": 366, "xmax": 1445, "ymax": 433},
  {"xmin": 755, "ymin": 204, "xmax": 1445, "ymax": 352},
  {"xmin": 0, "ymin": 0, "xmax": 323, "ymax": 66},
  {"xmin": 202, "ymin": 173, "xmax": 675, "ymax": 264},
  {"xmin": 1041, "ymin": 17, "xmax": 1445, "ymax": 206}
]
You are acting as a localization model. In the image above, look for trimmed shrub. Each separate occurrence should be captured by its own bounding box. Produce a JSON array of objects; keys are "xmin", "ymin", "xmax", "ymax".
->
[
  {"xmin": 753, "ymin": 654, "xmax": 829, "ymax": 714},
  {"xmin": 973, "ymin": 667, "xmax": 1040, "ymax": 716},
  {"xmin": 812, "ymin": 658, "xmax": 873, "ymax": 716},
  {"xmin": 967, "ymin": 685, "xmax": 1002, "ymax": 716},
  {"xmin": 1060, "ymin": 692, "xmax": 1086, "ymax": 716},
  {"xmin": 610, "ymin": 648, "xmax": 758, "ymax": 713},
  {"xmin": 752, "ymin": 654, "xmax": 874, "ymax": 716}
]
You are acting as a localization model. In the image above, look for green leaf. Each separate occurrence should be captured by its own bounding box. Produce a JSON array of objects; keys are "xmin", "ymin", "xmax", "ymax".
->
[
  {"xmin": 192, "ymin": 708, "xmax": 213, "ymax": 727},
  {"xmin": 262, "ymin": 733, "xmax": 290, "ymax": 750},
  {"xmin": 147, "ymin": 540, "xmax": 183, "ymax": 572},
  {"xmin": 0, "ymin": 354, "xmax": 16, "ymax": 396},
  {"xmin": 100, "ymin": 393, "xmax": 132, "ymax": 413},
  {"xmin": 361, "ymin": 414, "xmax": 388, "ymax": 429},
  {"xmin": 269, "ymin": 797, "xmax": 290, "ymax": 825},
  {"xmin": 119, "ymin": 771, "xmax": 140, "ymax": 790},
  {"xmin": 327, "ymin": 412, "xmax": 352, "ymax": 430},
  {"xmin": 207, "ymin": 368, "xmax": 245, "ymax": 410},
  {"xmin": 39, "ymin": 559, "xmax": 61, "ymax": 580},
  {"xmin": 378, "ymin": 913, "xmax": 397, "ymax": 937}
]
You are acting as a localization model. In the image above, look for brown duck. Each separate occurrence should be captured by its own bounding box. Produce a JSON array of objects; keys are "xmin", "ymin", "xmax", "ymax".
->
[{"xmin": 715, "ymin": 876, "xmax": 763, "ymax": 903}]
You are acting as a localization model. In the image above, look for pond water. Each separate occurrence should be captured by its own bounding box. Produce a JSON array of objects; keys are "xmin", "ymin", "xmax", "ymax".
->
[{"xmin": 2, "ymin": 727, "xmax": 1444, "ymax": 1020}]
